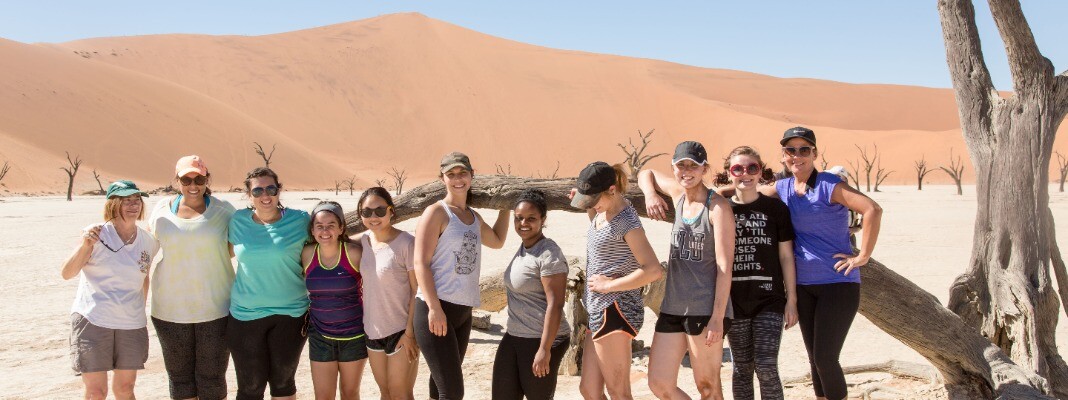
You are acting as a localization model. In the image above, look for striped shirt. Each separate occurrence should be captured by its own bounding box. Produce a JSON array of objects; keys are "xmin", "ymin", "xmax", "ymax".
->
[
  {"xmin": 305, "ymin": 243, "xmax": 364, "ymax": 339},
  {"xmin": 585, "ymin": 203, "xmax": 645, "ymax": 332}
]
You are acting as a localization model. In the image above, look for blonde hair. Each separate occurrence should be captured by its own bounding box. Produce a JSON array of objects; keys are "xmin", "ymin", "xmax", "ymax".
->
[
  {"xmin": 103, "ymin": 196, "xmax": 145, "ymax": 221},
  {"xmin": 611, "ymin": 164, "xmax": 629, "ymax": 194}
]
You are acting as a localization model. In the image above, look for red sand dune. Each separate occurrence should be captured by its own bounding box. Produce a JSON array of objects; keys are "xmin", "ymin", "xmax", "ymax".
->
[{"xmin": 0, "ymin": 12, "xmax": 1064, "ymax": 193}]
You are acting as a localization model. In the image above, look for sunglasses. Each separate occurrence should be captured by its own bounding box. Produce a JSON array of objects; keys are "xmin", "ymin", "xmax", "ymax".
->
[
  {"xmin": 360, "ymin": 206, "xmax": 391, "ymax": 218},
  {"xmin": 782, "ymin": 146, "xmax": 815, "ymax": 157},
  {"xmin": 250, "ymin": 185, "xmax": 279, "ymax": 198},
  {"xmin": 178, "ymin": 175, "xmax": 208, "ymax": 186},
  {"xmin": 729, "ymin": 163, "xmax": 762, "ymax": 177}
]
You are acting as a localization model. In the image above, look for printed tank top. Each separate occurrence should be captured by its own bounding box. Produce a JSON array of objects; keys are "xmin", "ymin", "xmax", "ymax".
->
[
  {"xmin": 416, "ymin": 200, "xmax": 483, "ymax": 307},
  {"xmin": 662, "ymin": 192, "xmax": 731, "ymax": 318}
]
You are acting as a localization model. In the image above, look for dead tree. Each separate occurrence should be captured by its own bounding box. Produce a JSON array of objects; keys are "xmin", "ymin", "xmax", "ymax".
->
[
  {"xmin": 0, "ymin": 161, "xmax": 10, "ymax": 185},
  {"xmin": 333, "ymin": 180, "xmax": 342, "ymax": 196},
  {"xmin": 618, "ymin": 129, "xmax": 667, "ymax": 176},
  {"xmin": 819, "ymin": 151, "xmax": 830, "ymax": 170},
  {"xmin": 939, "ymin": 148, "xmax": 965, "ymax": 196},
  {"xmin": 345, "ymin": 175, "xmax": 1056, "ymax": 397},
  {"xmin": 61, "ymin": 152, "xmax": 82, "ymax": 201},
  {"xmin": 854, "ymin": 144, "xmax": 879, "ymax": 192},
  {"xmin": 1055, "ymin": 152, "xmax": 1068, "ymax": 192},
  {"xmin": 252, "ymin": 142, "xmax": 276, "ymax": 169},
  {"xmin": 915, "ymin": 156, "xmax": 935, "ymax": 190},
  {"xmin": 374, "ymin": 178, "xmax": 387, "ymax": 188},
  {"xmin": 344, "ymin": 175, "xmax": 356, "ymax": 196},
  {"xmin": 387, "ymin": 167, "xmax": 408, "ymax": 195},
  {"xmin": 494, "ymin": 164, "xmax": 512, "ymax": 176},
  {"xmin": 846, "ymin": 159, "xmax": 863, "ymax": 189},
  {"xmin": 940, "ymin": 0, "xmax": 1068, "ymax": 397},
  {"xmin": 91, "ymin": 169, "xmax": 105, "ymax": 194},
  {"xmin": 873, "ymin": 159, "xmax": 893, "ymax": 192}
]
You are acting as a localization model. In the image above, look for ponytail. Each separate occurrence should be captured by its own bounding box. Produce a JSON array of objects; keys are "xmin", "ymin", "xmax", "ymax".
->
[{"xmin": 611, "ymin": 164, "xmax": 629, "ymax": 194}]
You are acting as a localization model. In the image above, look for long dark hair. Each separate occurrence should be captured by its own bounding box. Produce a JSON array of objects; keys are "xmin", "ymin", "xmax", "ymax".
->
[{"xmin": 714, "ymin": 146, "xmax": 775, "ymax": 186}]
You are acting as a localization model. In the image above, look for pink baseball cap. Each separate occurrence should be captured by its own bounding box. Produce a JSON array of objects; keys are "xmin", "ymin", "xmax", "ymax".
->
[{"xmin": 175, "ymin": 155, "xmax": 208, "ymax": 177}]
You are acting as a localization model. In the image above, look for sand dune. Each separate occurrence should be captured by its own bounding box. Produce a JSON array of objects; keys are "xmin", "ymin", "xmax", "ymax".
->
[{"xmin": 0, "ymin": 12, "xmax": 1064, "ymax": 193}]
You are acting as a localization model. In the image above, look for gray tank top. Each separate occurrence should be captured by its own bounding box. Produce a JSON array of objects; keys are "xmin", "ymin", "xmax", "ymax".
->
[
  {"xmin": 661, "ymin": 192, "xmax": 731, "ymax": 318},
  {"xmin": 415, "ymin": 200, "xmax": 483, "ymax": 307}
]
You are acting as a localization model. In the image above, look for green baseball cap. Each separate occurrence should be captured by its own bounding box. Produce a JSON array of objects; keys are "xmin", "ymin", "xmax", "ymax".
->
[{"xmin": 106, "ymin": 180, "xmax": 149, "ymax": 199}]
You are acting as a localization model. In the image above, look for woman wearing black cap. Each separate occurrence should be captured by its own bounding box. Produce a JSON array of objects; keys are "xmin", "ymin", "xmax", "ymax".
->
[
  {"xmin": 412, "ymin": 151, "xmax": 510, "ymax": 400},
  {"xmin": 758, "ymin": 127, "xmax": 883, "ymax": 400},
  {"xmin": 569, "ymin": 161, "xmax": 664, "ymax": 400},
  {"xmin": 637, "ymin": 142, "xmax": 737, "ymax": 400}
]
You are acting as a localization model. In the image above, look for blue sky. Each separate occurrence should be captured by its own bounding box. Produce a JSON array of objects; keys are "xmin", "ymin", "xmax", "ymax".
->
[{"xmin": 1, "ymin": 1, "xmax": 1063, "ymax": 89}]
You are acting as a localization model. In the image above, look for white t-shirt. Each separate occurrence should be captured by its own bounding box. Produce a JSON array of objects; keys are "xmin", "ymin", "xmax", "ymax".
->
[
  {"xmin": 71, "ymin": 221, "xmax": 160, "ymax": 330},
  {"xmin": 148, "ymin": 196, "xmax": 236, "ymax": 323}
]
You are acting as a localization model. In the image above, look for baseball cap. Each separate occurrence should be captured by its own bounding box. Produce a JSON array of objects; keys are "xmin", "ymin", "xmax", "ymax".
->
[
  {"xmin": 780, "ymin": 126, "xmax": 817, "ymax": 146},
  {"xmin": 106, "ymin": 180, "xmax": 149, "ymax": 199},
  {"xmin": 672, "ymin": 141, "xmax": 708, "ymax": 165},
  {"xmin": 440, "ymin": 152, "xmax": 473, "ymax": 174},
  {"xmin": 175, "ymin": 155, "xmax": 208, "ymax": 177},
  {"xmin": 571, "ymin": 161, "xmax": 616, "ymax": 209},
  {"xmin": 311, "ymin": 201, "xmax": 346, "ymax": 225}
]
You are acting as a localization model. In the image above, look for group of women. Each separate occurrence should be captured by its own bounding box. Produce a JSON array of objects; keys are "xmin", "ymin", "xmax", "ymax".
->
[{"xmin": 62, "ymin": 125, "xmax": 882, "ymax": 400}]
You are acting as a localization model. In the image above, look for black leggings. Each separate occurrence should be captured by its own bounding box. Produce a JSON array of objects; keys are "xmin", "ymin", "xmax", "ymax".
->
[
  {"xmin": 796, "ymin": 283, "xmax": 860, "ymax": 400},
  {"xmin": 152, "ymin": 316, "xmax": 230, "ymax": 400},
  {"xmin": 726, "ymin": 311, "xmax": 785, "ymax": 400},
  {"xmin": 414, "ymin": 299, "xmax": 472, "ymax": 400},
  {"xmin": 491, "ymin": 334, "xmax": 570, "ymax": 400},
  {"xmin": 226, "ymin": 314, "xmax": 308, "ymax": 400}
]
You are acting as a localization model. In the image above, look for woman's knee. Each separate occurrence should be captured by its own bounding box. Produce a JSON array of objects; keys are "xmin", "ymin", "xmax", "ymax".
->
[
  {"xmin": 110, "ymin": 380, "xmax": 135, "ymax": 397},
  {"xmin": 83, "ymin": 386, "xmax": 107, "ymax": 400},
  {"xmin": 646, "ymin": 373, "xmax": 675, "ymax": 398},
  {"xmin": 579, "ymin": 380, "xmax": 603, "ymax": 400}
]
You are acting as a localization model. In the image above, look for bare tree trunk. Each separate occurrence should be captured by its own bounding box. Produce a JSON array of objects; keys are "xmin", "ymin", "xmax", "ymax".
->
[
  {"xmin": 347, "ymin": 175, "xmax": 1057, "ymax": 396},
  {"xmin": 940, "ymin": 0, "xmax": 1068, "ymax": 397}
]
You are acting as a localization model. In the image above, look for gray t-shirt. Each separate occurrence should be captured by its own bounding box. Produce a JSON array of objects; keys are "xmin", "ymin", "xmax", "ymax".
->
[{"xmin": 504, "ymin": 237, "xmax": 571, "ymax": 339}]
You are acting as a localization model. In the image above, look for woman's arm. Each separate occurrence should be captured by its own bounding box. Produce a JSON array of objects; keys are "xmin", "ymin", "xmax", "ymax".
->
[
  {"xmin": 401, "ymin": 270, "xmax": 420, "ymax": 361},
  {"xmin": 779, "ymin": 240, "xmax": 798, "ymax": 329},
  {"xmin": 414, "ymin": 204, "xmax": 449, "ymax": 336},
  {"xmin": 706, "ymin": 195, "xmax": 736, "ymax": 345},
  {"xmin": 300, "ymin": 244, "xmax": 315, "ymax": 273},
  {"xmin": 61, "ymin": 225, "xmax": 101, "ymax": 280},
  {"xmin": 830, "ymin": 182, "xmax": 883, "ymax": 273},
  {"xmin": 478, "ymin": 209, "xmax": 511, "ymax": 249},
  {"xmin": 533, "ymin": 272, "xmax": 568, "ymax": 377},
  {"xmin": 637, "ymin": 168, "xmax": 683, "ymax": 221},
  {"xmin": 587, "ymin": 228, "xmax": 663, "ymax": 292}
]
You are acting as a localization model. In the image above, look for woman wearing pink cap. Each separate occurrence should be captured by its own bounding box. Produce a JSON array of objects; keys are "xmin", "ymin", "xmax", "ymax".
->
[{"xmin": 147, "ymin": 155, "xmax": 236, "ymax": 400}]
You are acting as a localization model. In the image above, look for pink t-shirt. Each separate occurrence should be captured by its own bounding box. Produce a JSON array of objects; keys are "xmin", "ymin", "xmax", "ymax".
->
[{"xmin": 360, "ymin": 231, "xmax": 416, "ymax": 340}]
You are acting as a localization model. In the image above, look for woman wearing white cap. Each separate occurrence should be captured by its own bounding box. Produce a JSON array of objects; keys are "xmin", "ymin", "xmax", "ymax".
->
[
  {"xmin": 62, "ymin": 180, "xmax": 159, "ymax": 400},
  {"xmin": 638, "ymin": 141, "xmax": 737, "ymax": 400},
  {"xmin": 412, "ymin": 152, "xmax": 510, "ymax": 399},
  {"xmin": 570, "ymin": 161, "xmax": 663, "ymax": 400},
  {"xmin": 147, "ymin": 155, "xmax": 237, "ymax": 400}
]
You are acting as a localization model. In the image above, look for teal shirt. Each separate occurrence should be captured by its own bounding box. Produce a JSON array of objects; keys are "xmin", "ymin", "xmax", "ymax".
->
[{"xmin": 228, "ymin": 208, "xmax": 311, "ymax": 321}]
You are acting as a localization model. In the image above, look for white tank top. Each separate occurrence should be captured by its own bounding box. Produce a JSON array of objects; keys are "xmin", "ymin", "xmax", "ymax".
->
[{"xmin": 416, "ymin": 200, "xmax": 483, "ymax": 307}]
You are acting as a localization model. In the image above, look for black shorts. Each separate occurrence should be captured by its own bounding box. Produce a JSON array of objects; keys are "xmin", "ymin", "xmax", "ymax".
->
[
  {"xmin": 655, "ymin": 313, "xmax": 732, "ymax": 337},
  {"xmin": 366, "ymin": 330, "xmax": 406, "ymax": 355},
  {"xmin": 308, "ymin": 327, "xmax": 368, "ymax": 363},
  {"xmin": 592, "ymin": 303, "xmax": 638, "ymax": 340}
]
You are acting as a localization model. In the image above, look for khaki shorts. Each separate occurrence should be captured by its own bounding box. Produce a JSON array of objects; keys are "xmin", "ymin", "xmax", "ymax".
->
[{"xmin": 69, "ymin": 313, "xmax": 148, "ymax": 374}]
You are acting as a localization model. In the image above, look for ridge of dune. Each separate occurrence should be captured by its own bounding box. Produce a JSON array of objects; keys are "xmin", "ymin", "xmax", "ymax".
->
[{"xmin": 0, "ymin": 13, "xmax": 1064, "ymax": 193}]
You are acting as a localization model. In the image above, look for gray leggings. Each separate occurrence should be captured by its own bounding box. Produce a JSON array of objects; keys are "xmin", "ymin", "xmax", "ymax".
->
[
  {"xmin": 726, "ymin": 310, "xmax": 785, "ymax": 400},
  {"xmin": 152, "ymin": 316, "xmax": 230, "ymax": 400}
]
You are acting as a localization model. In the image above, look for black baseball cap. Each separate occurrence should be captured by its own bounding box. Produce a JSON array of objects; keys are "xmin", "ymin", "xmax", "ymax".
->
[
  {"xmin": 780, "ymin": 126, "xmax": 816, "ymax": 146},
  {"xmin": 672, "ymin": 141, "xmax": 708, "ymax": 165},
  {"xmin": 571, "ymin": 161, "xmax": 615, "ymax": 209}
]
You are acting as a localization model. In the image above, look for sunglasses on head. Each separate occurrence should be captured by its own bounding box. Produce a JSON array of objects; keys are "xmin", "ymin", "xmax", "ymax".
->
[
  {"xmin": 178, "ymin": 175, "xmax": 208, "ymax": 186},
  {"xmin": 250, "ymin": 185, "xmax": 279, "ymax": 198},
  {"xmin": 360, "ymin": 206, "xmax": 391, "ymax": 218},
  {"xmin": 782, "ymin": 146, "xmax": 814, "ymax": 157},
  {"xmin": 729, "ymin": 163, "xmax": 762, "ymax": 177}
]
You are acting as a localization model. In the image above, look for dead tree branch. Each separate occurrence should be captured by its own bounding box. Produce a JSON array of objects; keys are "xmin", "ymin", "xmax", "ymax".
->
[
  {"xmin": 388, "ymin": 167, "xmax": 408, "ymax": 195},
  {"xmin": 617, "ymin": 129, "xmax": 667, "ymax": 176},
  {"xmin": 60, "ymin": 151, "xmax": 82, "ymax": 201},
  {"xmin": 915, "ymin": 155, "xmax": 934, "ymax": 190},
  {"xmin": 252, "ymin": 142, "xmax": 276, "ymax": 169},
  {"xmin": 939, "ymin": 147, "xmax": 965, "ymax": 195}
]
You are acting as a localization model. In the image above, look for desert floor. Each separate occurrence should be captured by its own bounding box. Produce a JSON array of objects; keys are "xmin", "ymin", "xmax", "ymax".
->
[{"xmin": 2, "ymin": 184, "xmax": 1066, "ymax": 399}]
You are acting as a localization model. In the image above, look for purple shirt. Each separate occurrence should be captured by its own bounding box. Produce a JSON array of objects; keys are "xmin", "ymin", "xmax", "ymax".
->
[{"xmin": 776, "ymin": 172, "xmax": 858, "ymax": 285}]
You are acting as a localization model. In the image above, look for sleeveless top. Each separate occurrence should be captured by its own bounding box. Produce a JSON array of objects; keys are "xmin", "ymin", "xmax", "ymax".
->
[
  {"xmin": 585, "ymin": 203, "xmax": 645, "ymax": 331},
  {"xmin": 662, "ymin": 192, "xmax": 731, "ymax": 318},
  {"xmin": 305, "ymin": 242, "xmax": 364, "ymax": 339},
  {"xmin": 775, "ymin": 172, "xmax": 857, "ymax": 285},
  {"xmin": 416, "ymin": 200, "xmax": 483, "ymax": 307}
]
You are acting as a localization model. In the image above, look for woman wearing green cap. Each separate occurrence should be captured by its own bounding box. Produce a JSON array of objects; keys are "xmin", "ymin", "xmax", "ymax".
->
[
  {"xmin": 61, "ymin": 180, "xmax": 160, "ymax": 400},
  {"xmin": 147, "ymin": 155, "xmax": 236, "ymax": 400},
  {"xmin": 413, "ymin": 151, "xmax": 510, "ymax": 400}
]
